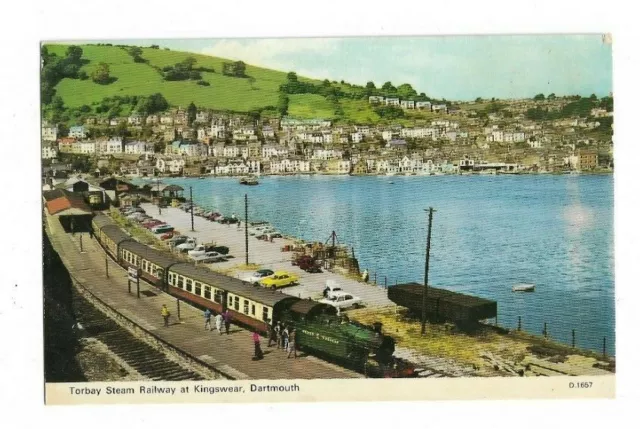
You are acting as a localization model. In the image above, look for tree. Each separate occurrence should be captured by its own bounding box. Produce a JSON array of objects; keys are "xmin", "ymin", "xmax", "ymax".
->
[
  {"xmin": 181, "ymin": 56, "xmax": 197, "ymax": 70},
  {"xmin": 397, "ymin": 83, "xmax": 417, "ymax": 98},
  {"xmin": 366, "ymin": 81, "xmax": 376, "ymax": 90},
  {"xmin": 91, "ymin": 62, "xmax": 112, "ymax": 84},
  {"xmin": 277, "ymin": 93, "xmax": 289, "ymax": 116},
  {"xmin": 128, "ymin": 46, "xmax": 144, "ymax": 62},
  {"xmin": 475, "ymin": 97, "xmax": 483, "ymax": 102},
  {"xmin": 187, "ymin": 102, "xmax": 197, "ymax": 126},
  {"xmin": 533, "ymin": 93, "xmax": 545, "ymax": 101},
  {"xmin": 381, "ymin": 81, "xmax": 396, "ymax": 93},
  {"xmin": 547, "ymin": 93, "xmax": 556, "ymax": 100},
  {"xmin": 287, "ymin": 72, "xmax": 298, "ymax": 82},
  {"xmin": 589, "ymin": 93, "xmax": 598, "ymax": 100},
  {"xmin": 66, "ymin": 45, "xmax": 83, "ymax": 62}
]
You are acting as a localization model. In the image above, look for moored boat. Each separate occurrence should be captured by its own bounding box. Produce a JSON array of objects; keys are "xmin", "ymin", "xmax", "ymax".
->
[
  {"xmin": 512, "ymin": 283, "xmax": 535, "ymax": 292},
  {"xmin": 239, "ymin": 177, "xmax": 259, "ymax": 185}
]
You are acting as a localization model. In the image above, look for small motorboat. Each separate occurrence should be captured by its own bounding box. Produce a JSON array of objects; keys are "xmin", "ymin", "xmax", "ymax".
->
[
  {"xmin": 388, "ymin": 181, "xmax": 394, "ymax": 184},
  {"xmin": 512, "ymin": 283, "xmax": 535, "ymax": 292},
  {"xmin": 239, "ymin": 177, "xmax": 259, "ymax": 185}
]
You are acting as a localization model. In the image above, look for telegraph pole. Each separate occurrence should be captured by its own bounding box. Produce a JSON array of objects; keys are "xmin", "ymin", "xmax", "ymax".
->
[
  {"xmin": 190, "ymin": 186, "xmax": 194, "ymax": 232},
  {"xmin": 157, "ymin": 179, "xmax": 161, "ymax": 215},
  {"xmin": 421, "ymin": 207, "xmax": 435, "ymax": 335},
  {"xmin": 244, "ymin": 193, "xmax": 249, "ymax": 265}
]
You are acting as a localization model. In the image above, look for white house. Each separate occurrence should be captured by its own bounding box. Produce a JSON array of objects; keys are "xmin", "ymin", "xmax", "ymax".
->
[
  {"xmin": 124, "ymin": 141, "xmax": 154, "ymax": 155},
  {"xmin": 97, "ymin": 137, "xmax": 123, "ymax": 154},
  {"xmin": 195, "ymin": 111, "xmax": 210, "ymax": 123},
  {"xmin": 262, "ymin": 126, "xmax": 275, "ymax": 138},
  {"xmin": 42, "ymin": 124, "xmax": 58, "ymax": 142},
  {"xmin": 322, "ymin": 131, "xmax": 333, "ymax": 144},
  {"xmin": 223, "ymin": 146, "xmax": 240, "ymax": 158},
  {"xmin": 400, "ymin": 100, "xmax": 415, "ymax": 109},
  {"xmin": 146, "ymin": 114, "xmax": 159, "ymax": 125},
  {"xmin": 128, "ymin": 113, "xmax": 144, "ymax": 126},
  {"xmin": 368, "ymin": 96, "xmax": 385, "ymax": 104},
  {"xmin": 262, "ymin": 145, "xmax": 290, "ymax": 159},
  {"xmin": 42, "ymin": 143, "xmax": 58, "ymax": 159},
  {"xmin": 385, "ymin": 98, "xmax": 400, "ymax": 106},
  {"xmin": 78, "ymin": 141, "xmax": 96, "ymax": 155},
  {"xmin": 68, "ymin": 126, "xmax": 87, "ymax": 139},
  {"xmin": 416, "ymin": 101, "xmax": 432, "ymax": 110},
  {"xmin": 160, "ymin": 114, "xmax": 174, "ymax": 125},
  {"xmin": 312, "ymin": 149, "xmax": 343, "ymax": 160},
  {"xmin": 351, "ymin": 132, "xmax": 364, "ymax": 144},
  {"xmin": 155, "ymin": 157, "xmax": 185, "ymax": 174},
  {"xmin": 431, "ymin": 104, "xmax": 448, "ymax": 113},
  {"xmin": 527, "ymin": 138, "xmax": 542, "ymax": 149}
]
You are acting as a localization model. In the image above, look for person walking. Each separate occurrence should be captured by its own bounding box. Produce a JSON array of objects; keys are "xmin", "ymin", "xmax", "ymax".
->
[
  {"xmin": 161, "ymin": 304, "xmax": 170, "ymax": 327},
  {"xmin": 215, "ymin": 312, "xmax": 223, "ymax": 335},
  {"xmin": 252, "ymin": 330, "xmax": 263, "ymax": 360},
  {"xmin": 282, "ymin": 326, "xmax": 290, "ymax": 352},
  {"xmin": 287, "ymin": 328, "xmax": 297, "ymax": 359},
  {"xmin": 275, "ymin": 322, "xmax": 282, "ymax": 349},
  {"xmin": 267, "ymin": 321, "xmax": 276, "ymax": 347},
  {"xmin": 223, "ymin": 309, "xmax": 231, "ymax": 335},
  {"xmin": 204, "ymin": 308, "xmax": 212, "ymax": 331}
]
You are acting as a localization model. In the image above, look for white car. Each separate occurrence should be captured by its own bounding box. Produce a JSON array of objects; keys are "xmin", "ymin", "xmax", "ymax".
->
[
  {"xmin": 176, "ymin": 238, "xmax": 197, "ymax": 252},
  {"xmin": 249, "ymin": 225, "xmax": 270, "ymax": 236},
  {"xmin": 322, "ymin": 280, "xmax": 344, "ymax": 299},
  {"xmin": 192, "ymin": 252, "xmax": 226, "ymax": 263},
  {"xmin": 243, "ymin": 269, "xmax": 275, "ymax": 285},
  {"xmin": 188, "ymin": 244, "xmax": 208, "ymax": 258},
  {"xmin": 319, "ymin": 291, "xmax": 363, "ymax": 310}
]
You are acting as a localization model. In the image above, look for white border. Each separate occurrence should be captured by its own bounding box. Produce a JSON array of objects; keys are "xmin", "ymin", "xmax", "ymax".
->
[{"xmin": 1, "ymin": 0, "xmax": 638, "ymax": 428}]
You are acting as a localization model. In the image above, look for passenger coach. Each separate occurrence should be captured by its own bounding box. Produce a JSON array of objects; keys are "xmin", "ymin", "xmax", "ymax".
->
[
  {"xmin": 166, "ymin": 263, "xmax": 298, "ymax": 334},
  {"xmin": 92, "ymin": 213, "xmax": 132, "ymax": 259},
  {"xmin": 119, "ymin": 240, "xmax": 177, "ymax": 287}
]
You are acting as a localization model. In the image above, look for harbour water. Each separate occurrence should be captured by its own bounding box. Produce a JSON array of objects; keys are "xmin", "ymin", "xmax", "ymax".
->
[{"xmin": 142, "ymin": 174, "xmax": 615, "ymax": 354}]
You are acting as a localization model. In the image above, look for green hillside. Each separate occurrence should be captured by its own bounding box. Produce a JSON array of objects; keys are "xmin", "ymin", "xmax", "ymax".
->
[{"xmin": 42, "ymin": 43, "xmax": 435, "ymax": 125}]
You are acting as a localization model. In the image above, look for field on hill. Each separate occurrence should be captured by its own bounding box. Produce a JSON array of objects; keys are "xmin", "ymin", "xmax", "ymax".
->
[{"xmin": 43, "ymin": 43, "xmax": 423, "ymax": 124}]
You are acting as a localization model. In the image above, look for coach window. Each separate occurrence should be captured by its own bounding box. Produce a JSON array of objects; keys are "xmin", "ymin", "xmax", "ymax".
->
[
  {"xmin": 185, "ymin": 279, "xmax": 193, "ymax": 292},
  {"xmin": 251, "ymin": 304, "xmax": 256, "ymax": 316},
  {"xmin": 214, "ymin": 289, "xmax": 223, "ymax": 303},
  {"xmin": 234, "ymin": 296, "xmax": 240, "ymax": 311},
  {"xmin": 262, "ymin": 307, "xmax": 269, "ymax": 322},
  {"xmin": 177, "ymin": 276, "xmax": 184, "ymax": 288},
  {"xmin": 228, "ymin": 295, "xmax": 233, "ymax": 307},
  {"xmin": 168, "ymin": 273, "xmax": 174, "ymax": 285},
  {"xmin": 204, "ymin": 285, "xmax": 211, "ymax": 300},
  {"xmin": 243, "ymin": 299, "xmax": 249, "ymax": 314},
  {"xmin": 194, "ymin": 282, "xmax": 202, "ymax": 296}
]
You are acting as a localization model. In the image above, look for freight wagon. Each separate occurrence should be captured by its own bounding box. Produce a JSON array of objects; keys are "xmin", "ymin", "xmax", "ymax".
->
[{"xmin": 388, "ymin": 282, "xmax": 497, "ymax": 325}]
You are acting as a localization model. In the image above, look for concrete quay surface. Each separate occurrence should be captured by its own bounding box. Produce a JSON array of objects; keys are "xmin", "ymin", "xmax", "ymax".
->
[
  {"xmin": 45, "ymin": 212, "xmax": 361, "ymax": 380},
  {"xmin": 140, "ymin": 203, "xmax": 394, "ymax": 308}
]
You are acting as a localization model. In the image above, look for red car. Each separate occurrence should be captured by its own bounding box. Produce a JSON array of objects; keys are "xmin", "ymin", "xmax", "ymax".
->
[
  {"xmin": 142, "ymin": 220, "xmax": 166, "ymax": 229},
  {"xmin": 160, "ymin": 231, "xmax": 175, "ymax": 240}
]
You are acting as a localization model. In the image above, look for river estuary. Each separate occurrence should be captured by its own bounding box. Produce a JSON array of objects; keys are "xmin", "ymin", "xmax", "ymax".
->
[{"xmin": 140, "ymin": 174, "xmax": 615, "ymax": 353}]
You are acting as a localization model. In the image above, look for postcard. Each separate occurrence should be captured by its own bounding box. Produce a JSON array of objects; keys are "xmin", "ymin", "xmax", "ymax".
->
[{"xmin": 41, "ymin": 35, "xmax": 614, "ymax": 405}]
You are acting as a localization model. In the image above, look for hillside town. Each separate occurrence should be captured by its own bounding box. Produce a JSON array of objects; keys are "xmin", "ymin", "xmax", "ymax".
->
[{"xmin": 41, "ymin": 95, "xmax": 613, "ymax": 179}]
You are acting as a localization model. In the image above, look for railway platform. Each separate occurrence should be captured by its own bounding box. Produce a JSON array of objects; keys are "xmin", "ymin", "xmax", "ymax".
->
[{"xmin": 45, "ymin": 214, "xmax": 362, "ymax": 380}]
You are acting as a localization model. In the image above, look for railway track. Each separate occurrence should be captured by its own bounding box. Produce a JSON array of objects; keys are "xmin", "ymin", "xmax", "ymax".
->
[{"xmin": 72, "ymin": 289, "xmax": 205, "ymax": 381}]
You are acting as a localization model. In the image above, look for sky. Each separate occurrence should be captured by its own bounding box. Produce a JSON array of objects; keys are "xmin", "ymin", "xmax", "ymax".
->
[{"xmin": 76, "ymin": 35, "xmax": 612, "ymax": 101}]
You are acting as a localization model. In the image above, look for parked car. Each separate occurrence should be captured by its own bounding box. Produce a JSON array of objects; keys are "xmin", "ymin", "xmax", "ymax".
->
[
  {"xmin": 168, "ymin": 235, "xmax": 189, "ymax": 246},
  {"xmin": 188, "ymin": 244, "xmax": 210, "ymax": 258},
  {"xmin": 322, "ymin": 280, "xmax": 344, "ymax": 299},
  {"xmin": 259, "ymin": 271, "xmax": 299, "ymax": 289},
  {"xmin": 218, "ymin": 217, "xmax": 239, "ymax": 225},
  {"xmin": 151, "ymin": 224, "xmax": 174, "ymax": 234},
  {"xmin": 176, "ymin": 238, "xmax": 197, "ymax": 252},
  {"xmin": 319, "ymin": 291, "xmax": 363, "ymax": 311},
  {"xmin": 293, "ymin": 255, "xmax": 322, "ymax": 273},
  {"xmin": 160, "ymin": 231, "xmax": 175, "ymax": 240},
  {"xmin": 191, "ymin": 251, "xmax": 226, "ymax": 264},
  {"xmin": 243, "ymin": 269, "xmax": 275, "ymax": 286}
]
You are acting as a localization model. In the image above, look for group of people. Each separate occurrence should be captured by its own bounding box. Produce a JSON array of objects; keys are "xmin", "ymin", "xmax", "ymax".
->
[
  {"xmin": 204, "ymin": 308, "xmax": 232, "ymax": 334},
  {"xmin": 267, "ymin": 321, "xmax": 297, "ymax": 359}
]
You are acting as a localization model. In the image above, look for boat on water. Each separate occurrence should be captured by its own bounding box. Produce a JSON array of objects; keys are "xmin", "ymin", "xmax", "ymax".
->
[
  {"xmin": 512, "ymin": 283, "xmax": 535, "ymax": 292},
  {"xmin": 239, "ymin": 177, "xmax": 259, "ymax": 185}
]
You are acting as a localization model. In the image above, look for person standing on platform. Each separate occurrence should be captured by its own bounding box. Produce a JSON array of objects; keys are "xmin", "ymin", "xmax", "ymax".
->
[
  {"xmin": 275, "ymin": 322, "xmax": 283, "ymax": 349},
  {"xmin": 204, "ymin": 308, "xmax": 212, "ymax": 331},
  {"xmin": 267, "ymin": 321, "xmax": 277, "ymax": 347},
  {"xmin": 215, "ymin": 312, "xmax": 223, "ymax": 335},
  {"xmin": 287, "ymin": 328, "xmax": 297, "ymax": 359},
  {"xmin": 282, "ymin": 326, "xmax": 290, "ymax": 352},
  {"xmin": 253, "ymin": 330, "xmax": 263, "ymax": 360},
  {"xmin": 223, "ymin": 309, "xmax": 231, "ymax": 335},
  {"xmin": 161, "ymin": 304, "xmax": 170, "ymax": 327}
]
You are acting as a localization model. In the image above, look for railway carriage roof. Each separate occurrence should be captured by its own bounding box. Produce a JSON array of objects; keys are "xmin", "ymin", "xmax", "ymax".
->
[
  {"xmin": 169, "ymin": 263, "xmax": 298, "ymax": 307},
  {"xmin": 100, "ymin": 224, "xmax": 132, "ymax": 245},
  {"xmin": 92, "ymin": 213, "xmax": 114, "ymax": 230},
  {"xmin": 120, "ymin": 240, "xmax": 178, "ymax": 269}
]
